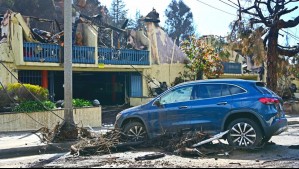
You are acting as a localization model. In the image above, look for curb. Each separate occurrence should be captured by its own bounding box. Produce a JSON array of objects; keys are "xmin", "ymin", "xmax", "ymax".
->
[{"xmin": 0, "ymin": 142, "xmax": 76, "ymax": 159}]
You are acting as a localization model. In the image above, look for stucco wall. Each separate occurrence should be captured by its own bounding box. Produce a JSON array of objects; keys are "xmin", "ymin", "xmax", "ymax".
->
[
  {"xmin": 142, "ymin": 63, "xmax": 186, "ymax": 96},
  {"xmin": 0, "ymin": 62, "xmax": 18, "ymax": 86},
  {"xmin": 0, "ymin": 43, "xmax": 14, "ymax": 62},
  {"xmin": 82, "ymin": 23, "xmax": 98, "ymax": 65},
  {"xmin": 0, "ymin": 107, "xmax": 102, "ymax": 132},
  {"xmin": 130, "ymin": 97, "xmax": 154, "ymax": 107}
]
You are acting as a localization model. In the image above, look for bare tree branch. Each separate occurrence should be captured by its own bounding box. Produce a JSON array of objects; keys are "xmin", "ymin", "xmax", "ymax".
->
[
  {"xmin": 279, "ymin": 15, "xmax": 299, "ymax": 29},
  {"xmin": 277, "ymin": 6, "xmax": 298, "ymax": 18},
  {"xmin": 285, "ymin": 0, "xmax": 299, "ymax": 6},
  {"xmin": 266, "ymin": 0, "xmax": 274, "ymax": 14},
  {"xmin": 278, "ymin": 45, "xmax": 299, "ymax": 57}
]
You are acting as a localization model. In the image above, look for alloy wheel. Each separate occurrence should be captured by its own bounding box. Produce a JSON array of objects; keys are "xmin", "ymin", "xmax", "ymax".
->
[
  {"xmin": 126, "ymin": 125, "xmax": 147, "ymax": 142},
  {"xmin": 230, "ymin": 122, "xmax": 257, "ymax": 147}
]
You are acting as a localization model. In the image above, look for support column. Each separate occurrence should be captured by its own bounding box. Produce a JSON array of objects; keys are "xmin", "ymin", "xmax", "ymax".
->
[
  {"xmin": 41, "ymin": 70, "xmax": 48, "ymax": 89},
  {"xmin": 112, "ymin": 74, "xmax": 116, "ymax": 103}
]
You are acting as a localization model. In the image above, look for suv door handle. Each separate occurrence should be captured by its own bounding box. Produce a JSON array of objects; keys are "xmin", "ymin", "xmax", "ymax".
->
[
  {"xmin": 179, "ymin": 106, "xmax": 188, "ymax": 109},
  {"xmin": 217, "ymin": 102, "xmax": 228, "ymax": 105}
]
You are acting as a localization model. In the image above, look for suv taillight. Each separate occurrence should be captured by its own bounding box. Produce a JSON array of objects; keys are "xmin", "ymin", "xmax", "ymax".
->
[{"xmin": 259, "ymin": 98, "xmax": 279, "ymax": 105}]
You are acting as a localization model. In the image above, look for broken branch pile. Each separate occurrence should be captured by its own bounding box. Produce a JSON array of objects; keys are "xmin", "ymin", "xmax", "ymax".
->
[
  {"xmin": 69, "ymin": 129, "xmax": 233, "ymax": 157},
  {"xmin": 145, "ymin": 131, "xmax": 233, "ymax": 157},
  {"xmin": 70, "ymin": 129, "xmax": 122, "ymax": 156}
]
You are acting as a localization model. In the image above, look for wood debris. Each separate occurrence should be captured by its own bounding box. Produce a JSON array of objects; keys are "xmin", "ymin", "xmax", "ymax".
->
[{"xmin": 68, "ymin": 129, "xmax": 233, "ymax": 157}]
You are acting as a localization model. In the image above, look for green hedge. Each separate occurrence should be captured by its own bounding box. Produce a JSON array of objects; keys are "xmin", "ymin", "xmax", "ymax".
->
[
  {"xmin": 13, "ymin": 101, "xmax": 56, "ymax": 113},
  {"xmin": 73, "ymin": 99, "xmax": 92, "ymax": 108},
  {"xmin": 7, "ymin": 83, "xmax": 49, "ymax": 102}
]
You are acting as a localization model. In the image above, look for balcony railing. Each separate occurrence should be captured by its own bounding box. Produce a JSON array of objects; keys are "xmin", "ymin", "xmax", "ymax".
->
[
  {"xmin": 23, "ymin": 42, "xmax": 150, "ymax": 66},
  {"xmin": 72, "ymin": 46, "xmax": 95, "ymax": 64},
  {"xmin": 222, "ymin": 62, "xmax": 242, "ymax": 74},
  {"xmin": 98, "ymin": 48, "xmax": 150, "ymax": 65},
  {"xmin": 23, "ymin": 42, "xmax": 60, "ymax": 63}
]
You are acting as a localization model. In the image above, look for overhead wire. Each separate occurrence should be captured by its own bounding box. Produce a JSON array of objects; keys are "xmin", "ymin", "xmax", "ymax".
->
[
  {"xmin": 218, "ymin": 0, "xmax": 239, "ymax": 9},
  {"xmin": 281, "ymin": 30, "xmax": 299, "ymax": 41},
  {"xmin": 227, "ymin": 0, "xmax": 239, "ymax": 7},
  {"xmin": 193, "ymin": 0, "xmax": 236, "ymax": 16},
  {"xmin": 0, "ymin": 61, "xmax": 65, "ymax": 121},
  {"xmin": 0, "ymin": 79, "xmax": 45, "ymax": 126},
  {"xmin": 195, "ymin": 0, "xmax": 299, "ymax": 43}
]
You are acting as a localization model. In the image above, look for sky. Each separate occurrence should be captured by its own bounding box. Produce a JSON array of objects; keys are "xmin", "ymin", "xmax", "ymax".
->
[
  {"xmin": 100, "ymin": 0, "xmax": 299, "ymax": 45},
  {"xmin": 100, "ymin": 0, "xmax": 238, "ymax": 36}
]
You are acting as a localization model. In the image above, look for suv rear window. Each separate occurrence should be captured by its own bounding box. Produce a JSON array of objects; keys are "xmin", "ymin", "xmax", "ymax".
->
[
  {"xmin": 229, "ymin": 85, "xmax": 246, "ymax": 95},
  {"xmin": 255, "ymin": 82, "xmax": 276, "ymax": 95}
]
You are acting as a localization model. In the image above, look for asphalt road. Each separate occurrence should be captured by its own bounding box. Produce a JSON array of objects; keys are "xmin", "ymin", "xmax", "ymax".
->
[{"xmin": 0, "ymin": 116, "xmax": 299, "ymax": 168}]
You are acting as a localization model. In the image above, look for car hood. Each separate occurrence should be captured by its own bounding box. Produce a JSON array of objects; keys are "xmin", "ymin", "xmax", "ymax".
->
[{"xmin": 120, "ymin": 105, "xmax": 143, "ymax": 115}]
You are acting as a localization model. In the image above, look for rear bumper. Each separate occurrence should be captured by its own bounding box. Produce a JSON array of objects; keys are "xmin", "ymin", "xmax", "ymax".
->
[{"xmin": 264, "ymin": 118, "xmax": 288, "ymax": 138}]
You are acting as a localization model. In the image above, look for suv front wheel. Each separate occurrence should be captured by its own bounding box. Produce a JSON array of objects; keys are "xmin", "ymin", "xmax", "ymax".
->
[
  {"xmin": 227, "ymin": 118, "xmax": 263, "ymax": 148},
  {"xmin": 122, "ymin": 121, "xmax": 148, "ymax": 142}
]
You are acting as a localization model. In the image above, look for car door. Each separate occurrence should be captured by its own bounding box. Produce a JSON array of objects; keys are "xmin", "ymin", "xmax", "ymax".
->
[
  {"xmin": 187, "ymin": 83, "xmax": 232, "ymax": 133},
  {"xmin": 158, "ymin": 85, "xmax": 195, "ymax": 133}
]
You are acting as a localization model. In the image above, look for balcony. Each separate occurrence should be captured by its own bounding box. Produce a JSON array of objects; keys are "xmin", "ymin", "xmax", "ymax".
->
[
  {"xmin": 23, "ymin": 42, "xmax": 150, "ymax": 66},
  {"xmin": 23, "ymin": 42, "xmax": 60, "ymax": 63},
  {"xmin": 98, "ymin": 48, "xmax": 150, "ymax": 65},
  {"xmin": 222, "ymin": 62, "xmax": 242, "ymax": 74}
]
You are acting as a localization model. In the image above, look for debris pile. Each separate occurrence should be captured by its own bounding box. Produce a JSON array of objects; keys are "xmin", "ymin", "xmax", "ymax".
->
[
  {"xmin": 68, "ymin": 129, "xmax": 233, "ymax": 158},
  {"xmin": 70, "ymin": 129, "xmax": 122, "ymax": 156},
  {"xmin": 145, "ymin": 131, "xmax": 233, "ymax": 157}
]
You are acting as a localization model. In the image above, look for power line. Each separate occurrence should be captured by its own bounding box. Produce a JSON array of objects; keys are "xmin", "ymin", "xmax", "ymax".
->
[
  {"xmin": 0, "ymin": 61, "xmax": 65, "ymax": 121},
  {"xmin": 227, "ymin": 0, "xmax": 239, "ymax": 7},
  {"xmin": 282, "ymin": 30, "xmax": 299, "ymax": 41},
  {"xmin": 194, "ymin": 0, "xmax": 299, "ymax": 43},
  {"xmin": 218, "ymin": 0, "xmax": 238, "ymax": 9},
  {"xmin": 194, "ymin": 0, "xmax": 236, "ymax": 16},
  {"xmin": 0, "ymin": 80, "xmax": 45, "ymax": 126}
]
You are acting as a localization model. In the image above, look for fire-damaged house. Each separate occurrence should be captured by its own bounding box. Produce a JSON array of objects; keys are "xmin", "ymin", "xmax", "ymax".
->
[
  {"xmin": 0, "ymin": 4, "xmax": 190, "ymax": 106},
  {"xmin": 0, "ymin": 0, "xmax": 250, "ymax": 106}
]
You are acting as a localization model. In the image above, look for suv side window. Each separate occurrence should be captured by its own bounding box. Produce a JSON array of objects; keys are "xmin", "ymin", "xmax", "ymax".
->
[
  {"xmin": 197, "ymin": 84, "xmax": 222, "ymax": 99},
  {"xmin": 221, "ymin": 84, "xmax": 231, "ymax": 96},
  {"xmin": 160, "ymin": 86, "xmax": 194, "ymax": 104},
  {"xmin": 229, "ymin": 85, "xmax": 246, "ymax": 95},
  {"xmin": 196, "ymin": 84, "xmax": 233, "ymax": 99}
]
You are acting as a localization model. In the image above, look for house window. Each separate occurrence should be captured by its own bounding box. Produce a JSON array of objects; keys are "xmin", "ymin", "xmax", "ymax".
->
[{"xmin": 18, "ymin": 70, "xmax": 42, "ymax": 86}]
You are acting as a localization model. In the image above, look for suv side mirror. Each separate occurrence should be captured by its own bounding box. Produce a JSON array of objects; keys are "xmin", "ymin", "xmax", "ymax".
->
[{"xmin": 154, "ymin": 99, "xmax": 163, "ymax": 107}]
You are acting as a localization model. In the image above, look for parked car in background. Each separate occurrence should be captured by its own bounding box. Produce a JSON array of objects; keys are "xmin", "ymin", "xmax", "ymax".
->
[{"xmin": 115, "ymin": 79, "xmax": 288, "ymax": 148}]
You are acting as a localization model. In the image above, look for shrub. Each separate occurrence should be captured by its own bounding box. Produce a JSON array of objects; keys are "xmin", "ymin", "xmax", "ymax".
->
[
  {"xmin": 13, "ymin": 101, "xmax": 56, "ymax": 113},
  {"xmin": 7, "ymin": 83, "xmax": 49, "ymax": 102},
  {"xmin": 73, "ymin": 99, "xmax": 92, "ymax": 108},
  {"xmin": 0, "ymin": 89, "xmax": 13, "ymax": 107}
]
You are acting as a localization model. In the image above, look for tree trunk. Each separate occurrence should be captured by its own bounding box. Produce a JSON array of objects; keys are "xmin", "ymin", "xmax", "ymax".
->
[{"xmin": 266, "ymin": 29, "xmax": 279, "ymax": 93}]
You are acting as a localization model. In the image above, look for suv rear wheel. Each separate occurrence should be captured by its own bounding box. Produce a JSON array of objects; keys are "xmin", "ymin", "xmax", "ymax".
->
[
  {"xmin": 227, "ymin": 118, "xmax": 263, "ymax": 148},
  {"xmin": 123, "ymin": 122, "xmax": 148, "ymax": 142}
]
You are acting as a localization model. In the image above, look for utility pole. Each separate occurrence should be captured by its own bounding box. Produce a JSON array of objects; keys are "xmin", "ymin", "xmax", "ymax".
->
[{"xmin": 59, "ymin": 0, "xmax": 77, "ymax": 140}]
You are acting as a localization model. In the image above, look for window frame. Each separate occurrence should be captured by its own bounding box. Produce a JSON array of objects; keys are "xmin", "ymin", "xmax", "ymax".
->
[
  {"xmin": 153, "ymin": 84, "xmax": 196, "ymax": 106},
  {"xmin": 193, "ymin": 83, "xmax": 248, "ymax": 100}
]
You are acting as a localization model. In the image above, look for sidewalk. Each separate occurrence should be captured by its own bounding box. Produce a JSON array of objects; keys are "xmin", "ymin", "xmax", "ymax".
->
[{"xmin": 0, "ymin": 132, "xmax": 74, "ymax": 159}]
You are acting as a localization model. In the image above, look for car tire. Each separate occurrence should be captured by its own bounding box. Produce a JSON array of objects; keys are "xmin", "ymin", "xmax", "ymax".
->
[
  {"xmin": 123, "ymin": 121, "xmax": 148, "ymax": 142},
  {"xmin": 262, "ymin": 136, "xmax": 272, "ymax": 144},
  {"xmin": 227, "ymin": 118, "xmax": 263, "ymax": 148}
]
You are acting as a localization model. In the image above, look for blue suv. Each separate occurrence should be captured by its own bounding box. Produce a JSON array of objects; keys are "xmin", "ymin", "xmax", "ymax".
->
[{"xmin": 115, "ymin": 79, "xmax": 288, "ymax": 148}]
